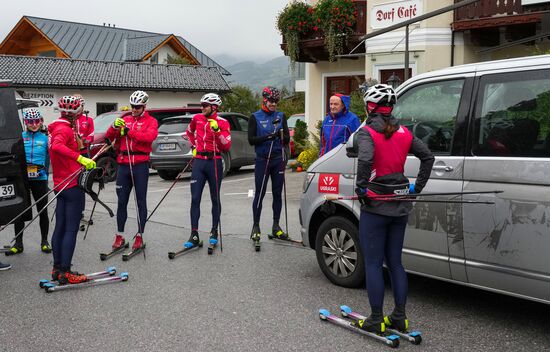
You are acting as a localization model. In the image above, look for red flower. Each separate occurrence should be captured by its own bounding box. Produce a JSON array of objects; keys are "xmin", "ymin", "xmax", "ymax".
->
[
  {"xmin": 313, "ymin": 26, "xmax": 319, "ymax": 31},
  {"xmin": 347, "ymin": 21, "xmax": 352, "ymax": 26},
  {"xmin": 289, "ymin": 25, "xmax": 293, "ymax": 29}
]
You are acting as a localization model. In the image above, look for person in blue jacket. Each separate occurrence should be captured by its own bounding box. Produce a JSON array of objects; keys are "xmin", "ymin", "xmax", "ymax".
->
[
  {"xmin": 319, "ymin": 93, "xmax": 360, "ymax": 157},
  {"xmin": 248, "ymin": 86, "xmax": 290, "ymax": 242},
  {"xmin": 6, "ymin": 108, "xmax": 51, "ymax": 255}
]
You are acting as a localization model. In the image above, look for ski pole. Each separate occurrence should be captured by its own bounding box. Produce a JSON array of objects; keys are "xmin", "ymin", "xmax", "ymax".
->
[
  {"xmin": 368, "ymin": 190, "xmax": 504, "ymax": 199},
  {"xmin": 10, "ymin": 166, "xmax": 84, "ymax": 244},
  {"xmin": 212, "ymin": 135, "xmax": 223, "ymax": 252},
  {"xmin": 279, "ymin": 125, "xmax": 289, "ymax": 237},
  {"xmin": 145, "ymin": 157, "xmax": 194, "ymax": 223},
  {"xmin": 125, "ymin": 136, "xmax": 145, "ymax": 260},
  {"xmin": 256, "ymin": 117, "xmax": 281, "ymax": 209},
  {"xmin": 83, "ymin": 187, "xmax": 100, "ymax": 241},
  {"xmin": 324, "ymin": 195, "xmax": 496, "ymax": 204}
]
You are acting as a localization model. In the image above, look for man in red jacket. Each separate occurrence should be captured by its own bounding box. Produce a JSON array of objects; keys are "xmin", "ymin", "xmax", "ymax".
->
[
  {"xmin": 74, "ymin": 94, "xmax": 95, "ymax": 156},
  {"xmin": 184, "ymin": 93, "xmax": 231, "ymax": 249},
  {"xmin": 106, "ymin": 90, "xmax": 158, "ymax": 252}
]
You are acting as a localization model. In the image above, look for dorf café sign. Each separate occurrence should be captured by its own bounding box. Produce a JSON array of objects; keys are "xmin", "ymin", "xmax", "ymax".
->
[{"xmin": 371, "ymin": 0, "xmax": 423, "ymax": 29}]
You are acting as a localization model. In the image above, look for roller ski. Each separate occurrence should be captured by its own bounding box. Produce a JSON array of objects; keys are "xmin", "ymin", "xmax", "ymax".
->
[
  {"xmin": 250, "ymin": 224, "xmax": 261, "ymax": 252},
  {"xmin": 319, "ymin": 309, "xmax": 399, "ymax": 348},
  {"xmin": 207, "ymin": 229, "xmax": 218, "ymax": 255},
  {"xmin": 39, "ymin": 266, "xmax": 116, "ymax": 289},
  {"xmin": 100, "ymin": 234, "xmax": 129, "ymax": 261},
  {"xmin": 267, "ymin": 224, "xmax": 304, "ymax": 247},
  {"xmin": 122, "ymin": 234, "xmax": 146, "ymax": 262},
  {"xmin": 340, "ymin": 305, "xmax": 421, "ymax": 345},
  {"xmin": 168, "ymin": 231, "xmax": 203, "ymax": 259},
  {"xmin": 42, "ymin": 272, "xmax": 128, "ymax": 293}
]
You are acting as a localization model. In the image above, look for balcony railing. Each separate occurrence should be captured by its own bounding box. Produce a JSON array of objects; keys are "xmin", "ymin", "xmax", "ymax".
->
[
  {"xmin": 454, "ymin": 0, "xmax": 550, "ymax": 29},
  {"xmin": 280, "ymin": 0, "xmax": 367, "ymax": 63}
]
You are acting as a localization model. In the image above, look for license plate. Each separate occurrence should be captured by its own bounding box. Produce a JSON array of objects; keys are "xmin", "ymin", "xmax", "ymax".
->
[
  {"xmin": 27, "ymin": 165, "xmax": 39, "ymax": 178},
  {"xmin": 0, "ymin": 184, "xmax": 15, "ymax": 198},
  {"xmin": 160, "ymin": 143, "xmax": 176, "ymax": 151}
]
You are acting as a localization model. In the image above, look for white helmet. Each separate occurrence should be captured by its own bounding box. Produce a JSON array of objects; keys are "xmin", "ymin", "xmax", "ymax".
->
[
  {"xmin": 129, "ymin": 90, "xmax": 149, "ymax": 106},
  {"xmin": 200, "ymin": 93, "xmax": 222, "ymax": 107},
  {"xmin": 363, "ymin": 84, "xmax": 396, "ymax": 106}
]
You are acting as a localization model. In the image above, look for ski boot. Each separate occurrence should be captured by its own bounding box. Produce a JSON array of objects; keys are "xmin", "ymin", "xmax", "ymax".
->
[
  {"xmin": 357, "ymin": 313, "xmax": 386, "ymax": 335},
  {"xmin": 184, "ymin": 231, "xmax": 201, "ymax": 249},
  {"xmin": 208, "ymin": 229, "xmax": 218, "ymax": 255},
  {"xmin": 250, "ymin": 224, "xmax": 261, "ymax": 252},
  {"xmin": 112, "ymin": 234, "xmax": 126, "ymax": 250},
  {"xmin": 5, "ymin": 244, "xmax": 23, "ymax": 256},
  {"xmin": 384, "ymin": 306, "xmax": 409, "ymax": 333},
  {"xmin": 132, "ymin": 234, "xmax": 145, "ymax": 251},
  {"xmin": 271, "ymin": 223, "xmax": 289, "ymax": 240},
  {"xmin": 41, "ymin": 241, "xmax": 52, "ymax": 254},
  {"xmin": 57, "ymin": 270, "xmax": 88, "ymax": 285}
]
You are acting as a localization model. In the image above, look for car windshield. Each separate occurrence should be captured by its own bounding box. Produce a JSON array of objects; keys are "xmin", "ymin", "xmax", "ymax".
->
[
  {"xmin": 287, "ymin": 114, "xmax": 305, "ymax": 128},
  {"xmin": 158, "ymin": 118, "xmax": 191, "ymax": 134},
  {"xmin": 94, "ymin": 112, "xmax": 124, "ymax": 133}
]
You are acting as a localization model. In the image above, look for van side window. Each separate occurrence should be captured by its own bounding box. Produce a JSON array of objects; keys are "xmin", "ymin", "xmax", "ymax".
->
[
  {"xmin": 393, "ymin": 79, "xmax": 464, "ymax": 155},
  {"xmin": 474, "ymin": 70, "xmax": 550, "ymax": 157}
]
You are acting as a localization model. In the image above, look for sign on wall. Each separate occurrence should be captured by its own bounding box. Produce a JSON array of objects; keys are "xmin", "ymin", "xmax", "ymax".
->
[
  {"xmin": 522, "ymin": 0, "xmax": 550, "ymax": 5},
  {"xmin": 16, "ymin": 90, "xmax": 56, "ymax": 107},
  {"xmin": 371, "ymin": 0, "xmax": 423, "ymax": 29}
]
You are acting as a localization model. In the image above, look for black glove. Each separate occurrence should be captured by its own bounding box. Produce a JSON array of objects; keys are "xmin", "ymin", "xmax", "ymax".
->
[{"xmin": 355, "ymin": 187, "xmax": 370, "ymax": 206}]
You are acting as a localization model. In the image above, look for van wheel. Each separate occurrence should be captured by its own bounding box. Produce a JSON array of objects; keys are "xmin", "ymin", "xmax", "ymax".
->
[
  {"xmin": 96, "ymin": 156, "xmax": 117, "ymax": 183},
  {"xmin": 315, "ymin": 216, "xmax": 364, "ymax": 288},
  {"xmin": 158, "ymin": 170, "xmax": 180, "ymax": 181}
]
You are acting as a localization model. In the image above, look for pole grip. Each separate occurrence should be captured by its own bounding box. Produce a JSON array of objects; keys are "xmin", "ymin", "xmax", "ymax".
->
[{"xmin": 324, "ymin": 195, "xmax": 339, "ymax": 201}]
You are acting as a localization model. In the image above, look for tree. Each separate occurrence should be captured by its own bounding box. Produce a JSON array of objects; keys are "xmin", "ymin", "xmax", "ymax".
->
[
  {"xmin": 221, "ymin": 85, "xmax": 259, "ymax": 116},
  {"xmin": 165, "ymin": 55, "xmax": 192, "ymax": 65},
  {"xmin": 278, "ymin": 90, "xmax": 305, "ymax": 118}
]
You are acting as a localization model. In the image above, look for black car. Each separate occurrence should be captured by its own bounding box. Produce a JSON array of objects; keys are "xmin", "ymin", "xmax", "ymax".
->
[{"xmin": 0, "ymin": 81, "xmax": 31, "ymax": 225}]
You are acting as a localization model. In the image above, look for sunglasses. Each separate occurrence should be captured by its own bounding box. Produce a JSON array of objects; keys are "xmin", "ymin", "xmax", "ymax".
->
[
  {"xmin": 131, "ymin": 105, "xmax": 143, "ymax": 109},
  {"xmin": 266, "ymin": 98, "xmax": 279, "ymax": 104},
  {"xmin": 201, "ymin": 103, "xmax": 212, "ymax": 108},
  {"xmin": 25, "ymin": 120, "xmax": 42, "ymax": 125}
]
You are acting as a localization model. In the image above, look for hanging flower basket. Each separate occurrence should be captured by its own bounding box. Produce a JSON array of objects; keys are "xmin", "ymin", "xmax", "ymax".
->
[{"xmin": 277, "ymin": 1, "xmax": 314, "ymax": 65}]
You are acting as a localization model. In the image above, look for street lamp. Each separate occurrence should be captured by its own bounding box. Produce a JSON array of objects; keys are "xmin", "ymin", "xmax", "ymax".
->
[{"xmin": 387, "ymin": 72, "xmax": 402, "ymax": 89}]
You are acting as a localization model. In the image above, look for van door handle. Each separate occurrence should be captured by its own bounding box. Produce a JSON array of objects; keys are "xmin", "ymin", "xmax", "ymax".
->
[{"xmin": 432, "ymin": 165, "xmax": 453, "ymax": 172}]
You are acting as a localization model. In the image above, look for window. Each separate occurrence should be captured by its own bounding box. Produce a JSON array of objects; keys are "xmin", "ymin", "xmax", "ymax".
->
[
  {"xmin": 393, "ymin": 79, "xmax": 464, "ymax": 154},
  {"xmin": 150, "ymin": 52, "xmax": 158, "ymax": 64},
  {"xmin": 235, "ymin": 115, "xmax": 249, "ymax": 132},
  {"xmin": 96, "ymin": 103, "xmax": 118, "ymax": 116},
  {"xmin": 37, "ymin": 50, "xmax": 56, "ymax": 57},
  {"xmin": 473, "ymin": 69, "xmax": 550, "ymax": 157}
]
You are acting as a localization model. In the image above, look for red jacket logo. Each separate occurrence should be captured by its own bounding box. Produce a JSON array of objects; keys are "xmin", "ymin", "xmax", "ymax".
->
[{"xmin": 318, "ymin": 173, "xmax": 339, "ymax": 194}]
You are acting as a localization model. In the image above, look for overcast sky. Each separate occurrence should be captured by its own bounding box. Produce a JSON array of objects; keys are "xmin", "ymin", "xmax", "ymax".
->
[{"xmin": 0, "ymin": 0, "xmax": 289, "ymax": 63}]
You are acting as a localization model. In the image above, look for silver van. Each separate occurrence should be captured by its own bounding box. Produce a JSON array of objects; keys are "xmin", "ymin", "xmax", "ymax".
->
[{"xmin": 300, "ymin": 55, "xmax": 550, "ymax": 305}]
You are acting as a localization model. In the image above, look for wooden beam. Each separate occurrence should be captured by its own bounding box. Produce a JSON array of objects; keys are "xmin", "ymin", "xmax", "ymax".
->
[{"xmin": 141, "ymin": 34, "xmax": 200, "ymax": 65}]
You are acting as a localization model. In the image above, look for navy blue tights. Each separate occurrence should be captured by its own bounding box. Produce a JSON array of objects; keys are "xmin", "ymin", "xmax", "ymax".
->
[
  {"xmin": 190, "ymin": 158, "xmax": 223, "ymax": 231},
  {"xmin": 51, "ymin": 186, "xmax": 85, "ymax": 271},
  {"xmin": 252, "ymin": 156, "xmax": 284, "ymax": 225},
  {"xmin": 359, "ymin": 211, "xmax": 408, "ymax": 311},
  {"xmin": 116, "ymin": 163, "xmax": 149, "ymax": 234}
]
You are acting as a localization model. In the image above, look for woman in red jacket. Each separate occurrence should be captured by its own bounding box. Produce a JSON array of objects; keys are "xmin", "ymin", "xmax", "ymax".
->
[
  {"xmin": 355, "ymin": 84, "xmax": 434, "ymax": 334},
  {"xmin": 184, "ymin": 93, "xmax": 231, "ymax": 249},
  {"xmin": 49, "ymin": 96, "xmax": 97, "ymax": 284},
  {"xmin": 106, "ymin": 90, "xmax": 158, "ymax": 252}
]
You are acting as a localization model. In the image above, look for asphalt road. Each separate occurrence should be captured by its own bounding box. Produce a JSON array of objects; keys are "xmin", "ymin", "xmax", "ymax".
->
[{"xmin": 0, "ymin": 166, "xmax": 549, "ymax": 351}]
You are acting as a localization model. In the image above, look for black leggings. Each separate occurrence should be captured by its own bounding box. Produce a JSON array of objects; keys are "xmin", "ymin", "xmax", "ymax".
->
[{"xmin": 14, "ymin": 180, "xmax": 50, "ymax": 245}]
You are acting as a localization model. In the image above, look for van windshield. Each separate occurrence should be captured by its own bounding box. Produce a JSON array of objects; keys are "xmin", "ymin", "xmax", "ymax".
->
[{"xmin": 0, "ymin": 88, "xmax": 24, "ymax": 139}]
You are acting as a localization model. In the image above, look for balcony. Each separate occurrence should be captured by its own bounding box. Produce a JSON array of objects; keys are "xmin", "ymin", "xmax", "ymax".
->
[
  {"xmin": 453, "ymin": 0, "xmax": 550, "ymax": 31},
  {"xmin": 280, "ymin": 0, "xmax": 367, "ymax": 63}
]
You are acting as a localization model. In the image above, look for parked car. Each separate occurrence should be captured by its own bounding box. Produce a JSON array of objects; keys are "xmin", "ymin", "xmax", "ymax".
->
[
  {"xmin": 91, "ymin": 107, "xmax": 201, "ymax": 182},
  {"xmin": 150, "ymin": 112, "xmax": 255, "ymax": 180},
  {"xmin": 300, "ymin": 54, "xmax": 550, "ymax": 305},
  {"xmin": 287, "ymin": 113, "xmax": 305, "ymax": 158},
  {"xmin": 0, "ymin": 80, "xmax": 31, "ymax": 225}
]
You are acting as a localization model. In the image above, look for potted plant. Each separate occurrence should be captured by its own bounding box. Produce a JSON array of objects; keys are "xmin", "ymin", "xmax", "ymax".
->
[
  {"xmin": 277, "ymin": 1, "xmax": 314, "ymax": 65},
  {"xmin": 313, "ymin": 0, "xmax": 358, "ymax": 62}
]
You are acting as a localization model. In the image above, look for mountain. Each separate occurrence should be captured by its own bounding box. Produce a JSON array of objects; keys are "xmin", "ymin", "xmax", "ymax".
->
[{"xmin": 223, "ymin": 56, "xmax": 300, "ymax": 92}]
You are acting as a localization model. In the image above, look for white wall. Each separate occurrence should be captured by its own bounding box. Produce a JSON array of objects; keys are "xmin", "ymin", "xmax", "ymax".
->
[
  {"xmin": 15, "ymin": 88, "xmax": 204, "ymax": 124},
  {"xmin": 144, "ymin": 44, "xmax": 179, "ymax": 64}
]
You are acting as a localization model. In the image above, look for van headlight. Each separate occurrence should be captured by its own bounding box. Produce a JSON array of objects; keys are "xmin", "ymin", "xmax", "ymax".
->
[{"xmin": 302, "ymin": 172, "xmax": 315, "ymax": 193}]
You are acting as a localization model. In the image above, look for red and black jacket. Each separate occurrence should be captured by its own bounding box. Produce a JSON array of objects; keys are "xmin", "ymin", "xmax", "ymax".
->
[{"xmin": 355, "ymin": 113, "xmax": 434, "ymax": 216}]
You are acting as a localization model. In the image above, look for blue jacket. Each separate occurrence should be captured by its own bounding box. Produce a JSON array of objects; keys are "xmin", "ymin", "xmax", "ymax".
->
[
  {"xmin": 250, "ymin": 109, "xmax": 286, "ymax": 158},
  {"xmin": 319, "ymin": 95, "xmax": 360, "ymax": 156},
  {"xmin": 22, "ymin": 130, "xmax": 49, "ymax": 181}
]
